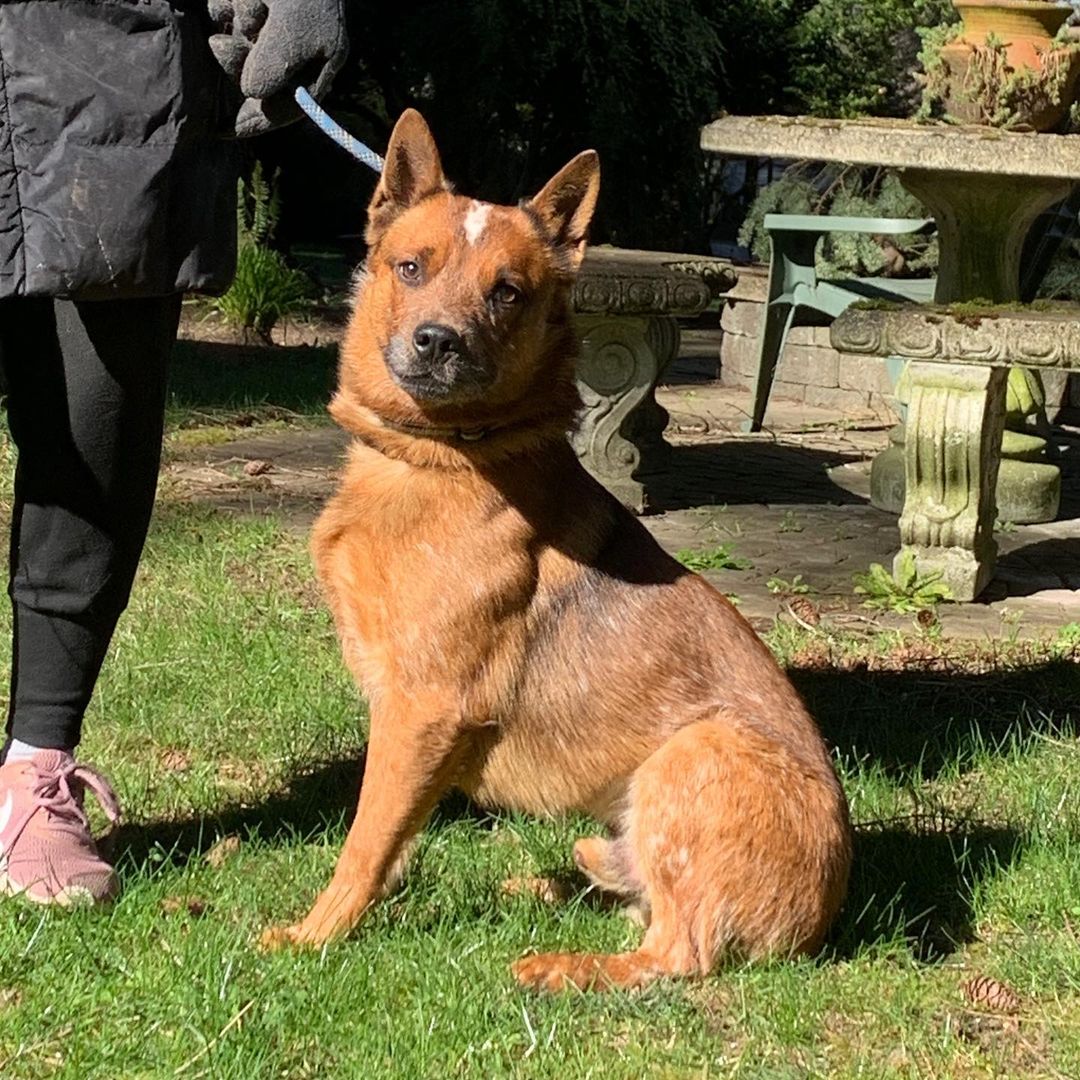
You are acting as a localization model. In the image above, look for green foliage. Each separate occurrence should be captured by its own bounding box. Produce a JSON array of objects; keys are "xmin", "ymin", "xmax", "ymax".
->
[
  {"xmin": 317, "ymin": 0, "xmax": 974, "ymax": 250},
  {"xmin": 342, "ymin": 0, "xmax": 735, "ymax": 250},
  {"xmin": 915, "ymin": 20, "xmax": 964, "ymax": 121},
  {"xmin": 737, "ymin": 171, "xmax": 817, "ymax": 260},
  {"xmin": 853, "ymin": 551, "xmax": 953, "ymax": 614},
  {"xmin": 675, "ymin": 544, "xmax": 753, "ymax": 572},
  {"xmin": 1038, "ymin": 240, "xmax": 1080, "ymax": 300},
  {"xmin": 213, "ymin": 164, "xmax": 312, "ymax": 342},
  {"xmin": 739, "ymin": 165, "xmax": 938, "ymax": 277},
  {"xmin": 239, "ymin": 159, "xmax": 281, "ymax": 248},
  {"xmin": 788, "ymin": 0, "xmax": 956, "ymax": 117}
]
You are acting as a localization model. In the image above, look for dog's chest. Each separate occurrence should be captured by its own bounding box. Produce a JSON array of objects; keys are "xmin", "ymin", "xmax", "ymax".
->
[{"xmin": 315, "ymin": 467, "xmax": 541, "ymax": 699}]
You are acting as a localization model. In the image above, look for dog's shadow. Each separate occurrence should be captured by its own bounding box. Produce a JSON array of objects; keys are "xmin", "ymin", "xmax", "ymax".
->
[
  {"xmin": 111, "ymin": 750, "xmax": 498, "ymax": 872},
  {"xmin": 803, "ymin": 659, "xmax": 1075, "ymax": 960},
  {"xmin": 828, "ymin": 821, "xmax": 1021, "ymax": 961}
]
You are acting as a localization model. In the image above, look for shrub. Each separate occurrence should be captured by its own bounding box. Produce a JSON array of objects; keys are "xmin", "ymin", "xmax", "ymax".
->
[
  {"xmin": 738, "ymin": 165, "xmax": 937, "ymax": 277},
  {"xmin": 213, "ymin": 163, "xmax": 312, "ymax": 342}
]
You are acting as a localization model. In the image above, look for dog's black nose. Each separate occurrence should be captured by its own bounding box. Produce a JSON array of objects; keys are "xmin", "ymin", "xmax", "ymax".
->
[{"xmin": 412, "ymin": 323, "xmax": 463, "ymax": 364}]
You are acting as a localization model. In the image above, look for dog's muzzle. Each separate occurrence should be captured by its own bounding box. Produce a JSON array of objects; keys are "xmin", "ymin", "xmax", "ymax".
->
[{"xmin": 386, "ymin": 324, "xmax": 494, "ymax": 401}]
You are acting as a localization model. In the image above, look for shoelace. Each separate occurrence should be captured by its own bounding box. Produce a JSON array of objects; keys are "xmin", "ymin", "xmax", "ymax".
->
[{"xmin": 30, "ymin": 760, "xmax": 121, "ymax": 832}]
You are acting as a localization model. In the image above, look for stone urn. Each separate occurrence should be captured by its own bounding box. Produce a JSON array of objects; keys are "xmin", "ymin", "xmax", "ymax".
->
[{"xmin": 935, "ymin": 0, "xmax": 1080, "ymax": 130}]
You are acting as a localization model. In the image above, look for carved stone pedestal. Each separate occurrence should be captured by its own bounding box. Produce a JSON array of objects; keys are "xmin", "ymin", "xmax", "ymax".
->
[
  {"xmin": 869, "ymin": 168, "xmax": 1070, "ymax": 524},
  {"xmin": 571, "ymin": 247, "xmax": 737, "ymax": 512},
  {"xmin": 572, "ymin": 316, "xmax": 680, "ymax": 511},
  {"xmin": 898, "ymin": 362, "xmax": 1006, "ymax": 601}
]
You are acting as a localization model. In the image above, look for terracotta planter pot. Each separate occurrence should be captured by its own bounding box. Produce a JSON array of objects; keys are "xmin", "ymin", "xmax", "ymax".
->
[{"xmin": 937, "ymin": 0, "xmax": 1080, "ymax": 130}]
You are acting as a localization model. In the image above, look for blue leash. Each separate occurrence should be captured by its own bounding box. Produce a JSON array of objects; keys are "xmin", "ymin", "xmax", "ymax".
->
[{"xmin": 294, "ymin": 87, "xmax": 384, "ymax": 174}]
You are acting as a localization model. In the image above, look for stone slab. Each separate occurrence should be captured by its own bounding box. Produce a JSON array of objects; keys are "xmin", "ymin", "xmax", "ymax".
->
[
  {"xmin": 778, "ymin": 345, "xmax": 840, "ymax": 389},
  {"xmin": 701, "ymin": 115, "xmax": 1080, "ymax": 181},
  {"xmin": 832, "ymin": 305, "xmax": 1080, "ymax": 370}
]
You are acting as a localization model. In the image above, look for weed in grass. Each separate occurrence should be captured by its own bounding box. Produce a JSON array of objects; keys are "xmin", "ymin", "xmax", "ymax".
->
[
  {"xmin": 675, "ymin": 545, "xmax": 753, "ymax": 572},
  {"xmin": 853, "ymin": 550, "xmax": 952, "ymax": 614},
  {"xmin": 767, "ymin": 574, "xmax": 814, "ymax": 596},
  {"xmin": 1053, "ymin": 621, "xmax": 1080, "ymax": 656}
]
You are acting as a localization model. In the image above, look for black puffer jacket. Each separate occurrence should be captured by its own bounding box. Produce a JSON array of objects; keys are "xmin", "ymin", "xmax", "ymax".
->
[{"xmin": 0, "ymin": 0, "xmax": 237, "ymax": 299}]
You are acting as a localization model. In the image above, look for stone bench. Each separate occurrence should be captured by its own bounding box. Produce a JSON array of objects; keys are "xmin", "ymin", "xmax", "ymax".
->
[
  {"xmin": 572, "ymin": 246, "xmax": 737, "ymax": 511},
  {"xmin": 832, "ymin": 304, "xmax": 1080, "ymax": 600}
]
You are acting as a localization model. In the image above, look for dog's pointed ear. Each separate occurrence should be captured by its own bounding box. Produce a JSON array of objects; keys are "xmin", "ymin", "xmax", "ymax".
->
[
  {"xmin": 366, "ymin": 110, "xmax": 446, "ymax": 245},
  {"xmin": 528, "ymin": 151, "xmax": 600, "ymax": 270}
]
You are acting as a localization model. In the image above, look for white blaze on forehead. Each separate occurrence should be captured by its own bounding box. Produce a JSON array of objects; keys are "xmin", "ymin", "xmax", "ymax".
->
[{"xmin": 463, "ymin": 200, "xmax": 491, "ymax": 245}]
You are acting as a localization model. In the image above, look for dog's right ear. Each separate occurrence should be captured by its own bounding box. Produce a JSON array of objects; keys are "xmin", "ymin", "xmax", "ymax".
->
[
  {"xmin": 528, "ymin": 150, "xmax": 600, "ymax": 272},
  {"xmin": 366, "ymin": 110, "xmax": 446, "ymax": 245}
]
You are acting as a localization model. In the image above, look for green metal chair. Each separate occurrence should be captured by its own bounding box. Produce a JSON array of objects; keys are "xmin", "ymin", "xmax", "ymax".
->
[{"xmin": 745, "ymin": 214, "xmax": 936, "ymax": 433}]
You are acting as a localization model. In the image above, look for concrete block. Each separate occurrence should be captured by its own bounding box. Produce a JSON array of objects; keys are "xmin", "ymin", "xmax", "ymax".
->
[
  {"xmin": 771, "ymin": 379, "xmax": 806, "ymax": 403},
  {"xmin": 723, "ymin": 265, "xmax": 769, "ymax": 303},
  {"xmin": 786, "ymin": 325, "xmax": 834, "ymax": 349},
  {"xmin": 720, "ymin": 297, "xmax": 765, "ymax": 338},
  {"xmin": 867, "ymin": 393, "xmax": 902, "ymax": 425},
  {"xmin": 838, "ymin": 354, "xmax": 896, "ymax": 394},
  {"xmin": 719, "ymin": 333, "xmax": 760, "ymax": 380},
  {"xmin": 721, "ymin": 371, "xmax": 753, "ymax": 390},
  {"xmin": 776, "ymin": 345, "xmax": 839, "ymax": 389}
]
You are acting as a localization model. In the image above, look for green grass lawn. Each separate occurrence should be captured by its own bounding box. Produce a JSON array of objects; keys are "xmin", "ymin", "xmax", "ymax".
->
[{"xmin": 0, "ymin": 355, "xmax": 1079, "ymax": 1078}]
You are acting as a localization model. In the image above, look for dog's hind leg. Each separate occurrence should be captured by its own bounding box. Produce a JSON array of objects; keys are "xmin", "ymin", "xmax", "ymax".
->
[
  {"xmin": 513, "ymin": 716, "xmax": 849, "ymax": 991},
  {"xmin": 572, "ymin": 836, "xmax": 638, "ymax": 895},
  {"xmin": 511, "ymin": 891, "xmax": 699, "ymax": 991}
]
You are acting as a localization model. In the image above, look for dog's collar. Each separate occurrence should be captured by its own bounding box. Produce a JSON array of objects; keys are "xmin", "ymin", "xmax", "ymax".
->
[{"xmin": 371, "ymin": 414, "xmax": 496, "ymax": 443}]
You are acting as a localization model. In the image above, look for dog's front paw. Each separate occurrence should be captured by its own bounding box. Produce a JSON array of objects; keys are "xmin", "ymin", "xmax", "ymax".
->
[{"xmin": 512, "ymin": 952, "xmax": 578, "ymax": 992}]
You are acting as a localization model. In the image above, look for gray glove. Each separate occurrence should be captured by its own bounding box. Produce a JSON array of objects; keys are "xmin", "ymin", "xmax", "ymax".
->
[{"xmin": 209, "ymin": 0, "xmax": 349, "ymax": 138}]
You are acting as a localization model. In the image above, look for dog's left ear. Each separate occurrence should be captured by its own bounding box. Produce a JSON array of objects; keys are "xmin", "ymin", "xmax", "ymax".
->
[
  {"xmin": 366, "ymin": 109, "xmax": 447, "ymax": 245},
  {"xmin": 528, "ymin": 151, "xmax": 600, "ymax": 270}
]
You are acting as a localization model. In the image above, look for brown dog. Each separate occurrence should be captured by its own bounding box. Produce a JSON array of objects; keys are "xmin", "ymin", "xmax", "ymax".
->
[{"xmin": 261, "ymin": 110, "xmax": 852, "ymax": 991}]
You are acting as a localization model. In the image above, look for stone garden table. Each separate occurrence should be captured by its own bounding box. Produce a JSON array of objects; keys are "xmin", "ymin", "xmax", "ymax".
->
[{"xmin": 700, "ymin": 115, "xmax": 1080, "ymax": 599}]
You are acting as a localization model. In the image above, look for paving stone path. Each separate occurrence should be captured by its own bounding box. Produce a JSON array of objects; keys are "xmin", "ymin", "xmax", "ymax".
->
[{"xmin": 162, "ymin": 380, "xmax": 1080, "ymax": 640}]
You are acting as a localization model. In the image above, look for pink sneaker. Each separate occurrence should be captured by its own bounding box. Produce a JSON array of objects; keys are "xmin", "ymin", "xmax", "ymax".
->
[{"xmin": 0, "ymin": 749, "xmax": 120, "ymax": 906}]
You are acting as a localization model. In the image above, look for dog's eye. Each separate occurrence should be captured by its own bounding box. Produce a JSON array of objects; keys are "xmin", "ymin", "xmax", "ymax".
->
[
  {"xmin": 397, "ymin": 260, "xmax": 422, "ymax": 285},
  {"xmin": 491, "ymin": 282, "xmax": 522, "ymax": 306}
]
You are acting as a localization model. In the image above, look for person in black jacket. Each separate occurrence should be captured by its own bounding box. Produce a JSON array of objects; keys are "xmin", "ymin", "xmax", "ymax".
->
[{"xmin": 0, "ymin": 0, "xmax": 348, "ymax": 906}]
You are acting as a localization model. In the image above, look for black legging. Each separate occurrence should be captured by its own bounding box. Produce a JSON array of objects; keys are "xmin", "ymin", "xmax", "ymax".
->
[{"xmin": 0, "ymin": 295, "xmax": 180, "ymax": 750}]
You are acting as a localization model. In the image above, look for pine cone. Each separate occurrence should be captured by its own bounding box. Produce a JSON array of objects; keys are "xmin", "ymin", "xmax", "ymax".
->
[
  {"xmin": 963, "ymin": 975, "xmax": 1022, "ymax": 1014},
  {"xmin": 787, "ymin": 597, "xmax": 821, "ymax": 627}
]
